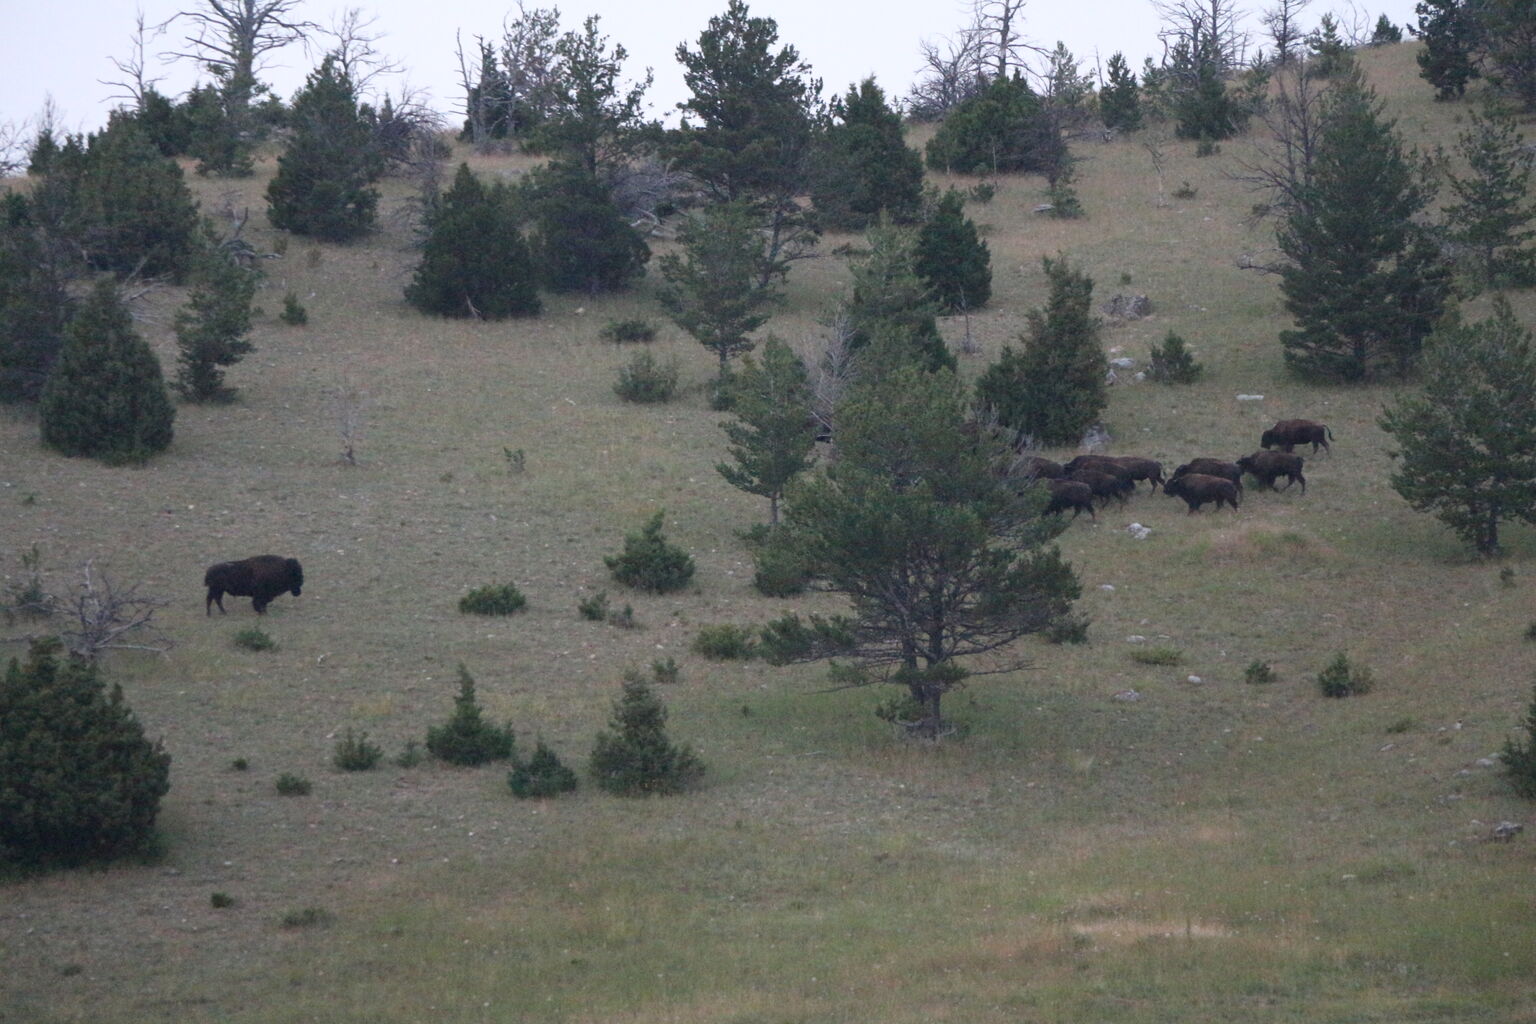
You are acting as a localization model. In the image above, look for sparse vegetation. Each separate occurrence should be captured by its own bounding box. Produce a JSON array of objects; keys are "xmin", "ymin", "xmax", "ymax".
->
[
  {"xmin": 1131, "ymin": 646, "xmax": 1183, "ymax": 666},
  {"xmin": 600, "ymin": 318, "xmax": 657, "ymax": 344},
  {"xmin": 332, "ymin": 729, "xmax": 383, "ymax": 772},
  {"xmin": 1244, "ymin": 660, "xmax": 1278, "ymax": 685},
  {"xmin": 1501, "ymin": 684, "xmax": 1536, "ymax": 798},
  {"xmin": 457, "ymin": 583, "xmax": 528, "ymax": 616},
  {"xmin": 612, "ymin": 350, "xmax": 679, "ymax": 404},
  {"xmin": 274, "ymin": 772, "xmax": 312, "ymax": 796},
  {"xmin": 1318, "ymin": 653, "xmax": 1375, "ymax": 698},
  {"xmin": 691, "ymin": 624, "xmax": 758, "ymax": 661}
]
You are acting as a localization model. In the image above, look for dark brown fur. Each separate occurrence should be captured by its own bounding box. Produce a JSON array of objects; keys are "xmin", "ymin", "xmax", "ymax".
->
[
  {"xmin": 1069, "ymin": 467, "xmax": 1135, "ymax": 506},
  {"xmin": 1163, "ymin": 473, "xmax": 1241, "ymax": 513},
  {"xmin": 205, "ymin": 555, "xmax": 305, "ymax": 615},
  {"xmin": 1260, "ymin": 419, "xmax": 1332, "ymax": 454},
  {"xmin": 1044, "ymin": 479, "xmax": 1097, "ymax": 520},
  {"xmin": 1169, "ymin": 459, "xmax": 1244, "ymax": 492},
  {"xmin": 1065, "ymin": 454, "xmax": 1165, "ymax": 491},
  {"xmin": 1237, "ymin": 450, "xmax": 1307, "ymax": 493}
]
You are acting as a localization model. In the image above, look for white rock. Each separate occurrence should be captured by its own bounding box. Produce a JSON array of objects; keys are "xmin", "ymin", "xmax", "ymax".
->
[
  {"xmin": 1126, "ymin": 522, "xmax": 1151, "ymax": 540},
  {"xmin": 1186, "ymin": 675, "xmax": 1203, "ymax": 685},
  {"xmin": 1236, "ymin": 394, "xmax": 1265, "ymax": 401},
  {"xmin": 1112, "ymin": 689, "xmax": 1142, "ymax": 702},
  {"xmin": 1125, "ymin": 635, "xmax": 1147, "ymax": 643},
  {"xmin": 1098, "ymin": 583, "xmax": 1116, "ymax": 592},
  {"xmin": 1110, "ymin": 357, "xmax": 1138, "ymax": 369},
  {"xmin": 1475, "ymin": 757, "xmax": 1498, "ymax": 768}
]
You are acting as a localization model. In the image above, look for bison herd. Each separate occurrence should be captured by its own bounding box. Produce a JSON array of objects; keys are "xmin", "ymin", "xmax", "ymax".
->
[{"xmin": 1031, "ymin": 419, "xmax": 1328, "ymax": 520}]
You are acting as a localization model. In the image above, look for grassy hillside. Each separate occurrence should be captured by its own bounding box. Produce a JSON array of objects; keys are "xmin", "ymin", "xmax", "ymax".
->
[{"xmin": 4, "ymin": 42, "xmax": 1536, "ymax": 1022}]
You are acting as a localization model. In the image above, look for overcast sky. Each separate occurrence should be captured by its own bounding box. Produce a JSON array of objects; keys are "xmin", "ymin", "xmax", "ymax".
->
[{"xmin": 4, "ymin": 0, "xmax": 1421, "ymax": 139}]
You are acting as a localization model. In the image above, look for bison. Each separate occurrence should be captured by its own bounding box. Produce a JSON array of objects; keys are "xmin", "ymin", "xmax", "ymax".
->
[
  {"xmin": 1237, "ymin": 450, "xmax": 1306, "ymax": 493},
  {"xmin": 1260, "ymin": 419, "xmax": 1332, "ymax": 454},
  {"xmin": 1044, "ymin": 479, "xmax": 1097, "ymax": 520},
  {"xmin": 1163, "ymin": 473, "xmax": 1241, "ymax": 513},
  {"xmin": 1168, "ymin": 458, "xmax": 1244, "ymax": 493},
  {"xmin": 1069, "ymin": 467, "xmax": 1135, "ymax": 506},
  {"xmin": 1065, "ymin": 454, "xmax": 1165, "ymax": 491},
  {"xmin": 205, "ymin": 555, "xmax": 305, "ymax": 615},
  {"xmin": 1017, "ymin": 455, "xmax": 1065, "ymax": 479}
]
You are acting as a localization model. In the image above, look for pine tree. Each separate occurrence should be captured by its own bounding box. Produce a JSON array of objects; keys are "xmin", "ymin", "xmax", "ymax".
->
[
  {"xmin": 589, "ymin": 672, "xmax": 703, "ymax": 796},
  {"xmin": 0, "ymin": 639, "xmax": 172, "ymax": 865},
  {"xmin": 717, "ymin": 336, "xmax": 817, "ymax": 524},
  {"xmin": 405, "ymin": 164, "xmax": 541, "ymax": 319},
  {"xmin": 425, "ymin": 665, "xmax": 516, "ymax": 766},
  {"xmin": 1278, "ymin": 70, "xmax": 1452, "ymax": 381},
  {"xmin": 658, "ymin": 201, "xmax": 775, "ymax": 384},
  {"xmin": 603, "ymin": 511, "xmax": 696, "ymax": 593},
  {"xmin": 915, "ymin": 189, "xmax": 992, "ymax": 313},
  {"xmin": 769, "ymin": 365, "xmax": 1080, "ymax": 739},
  {"xmin": 40, "ymin": 279, "xmax": 175, "ymax": 464},
  {"xmin": 174, "ymin": 246, "xmax": 258, "ymax": 402},
  {"xmin": 845, "ymin": 220, "xmax": 955, "ymax": 374},
  {"xmin": 1100, "ymin": 52, "xmax": 1143, "ymax": 133},
  {"xmin": 1169, "ymin": 32, "xmax": 1250, "ymax": 141},
  {"xmin": 1307, "ymin": 14, "xmax": 1356, "ymax": 79},
  {"xmin": 526, "ymin": 160, "xmax": 650, "ymax": 295},
  {"xmin": 1414, "ymin": 0, "xmax": 1482, "ymax": 100},
  {"xmin": 0, "ymin": 194, "xmax": 72, "ymax": 402},
  {"xmin": 975, "ymin": 256, "xmax": 1106, "ymax": 446},
  {"xmin": 266, "ymin": 57, "xmax": 381, "ymax": 242},
  {"xmin": 1379, "ymin": 299, "xmax": 1536, "ymax": 555},
  {"xmin": 529, "ymin": 14, "xmax": 653, "ymax": 178},
  {"xmin": 810, "ymin": 78, "xmax": 925, "ymax": 231},
  {"xmin": 1442, "ymin": 107, "xmax": 1536, "ymax": 287},
  {"xmin": 924, "ymin": 75, "xmax": 1062, "ymax": 175}
]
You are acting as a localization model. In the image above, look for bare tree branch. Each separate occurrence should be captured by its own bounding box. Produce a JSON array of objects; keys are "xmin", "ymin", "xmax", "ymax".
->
[
  {"xmin": 56, "ymin": 561, "xmax": 173, "ymax": 661},
  {"xmin": 101, "ymin": 9, "xmax": 169, "ymax": 109},
  {"xmin": 317, "ymin": 6, "xmax": 402, "ymax": 97}
]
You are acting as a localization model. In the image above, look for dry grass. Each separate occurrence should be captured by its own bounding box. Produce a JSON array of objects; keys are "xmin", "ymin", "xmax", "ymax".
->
[{"xmin": 3, "ymin": 42, "xmax": 1536, "ymax": 1022}]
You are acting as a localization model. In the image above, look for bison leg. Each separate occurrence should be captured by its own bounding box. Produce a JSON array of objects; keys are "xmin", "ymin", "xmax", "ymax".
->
[{"xmin": 206, "ymin": 589, "xmax": 225, "ymax": 615}]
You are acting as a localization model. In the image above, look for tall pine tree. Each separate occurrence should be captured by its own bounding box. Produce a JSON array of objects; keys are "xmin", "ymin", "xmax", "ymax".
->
[
  {"xmin": 40, "ymin": 279, "xmax": 175, "ymax": 464},
  {"xmin": 1100, "ymin": 52, "xmax": 1143, "ymax": 133},
  {"xmin": 844, "ymin": 220, "xmax": 955, "ymax": 374},
  {"xmin": 405, "ymin": 164, "xmax": 541, "ymax": 319},
  {"xmin": 810, "ymin": 78, "xmax": 925, "ymax": 231},
  {"xmin": 915, "ymin": 189, "xmax": 992, "ymax": 313},
  {"xmin": 658, "ymin": 201, "xmax": 775, "ymax": 385},
  {"xmin": 716, "ymin": 336, "xmax": 817, "ymax": 524},
  {"xmin": 174, "ymin": 245, "xmax": 258, "ymax": 402},
  {"xmin": 1442, "ymin": 106, "xmax": 1536, "ymax": 286},
  {"xmin": 267, "ymin": 57, "xmax": 381, "ymax": 242},
  {"xmin": 1278, "ymin": 70, "xmax": 1451, "ymax": 381}
]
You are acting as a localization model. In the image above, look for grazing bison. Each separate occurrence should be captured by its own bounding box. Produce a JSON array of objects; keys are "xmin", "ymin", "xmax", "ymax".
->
[
  {"xmin": 1260, "ymin": 419, "xmax": 1332, "ymax": 454},
  {"xmin": 1045, "ymin": 479, "xmax": 1097, "ymax": 520},
  {"xmin": 1164, "ymin": 473, "xmax": 1241, "ymax": 513},
  {"xmin": 1069, "ymin": 467, "xmax": 1135, "ymax": 506},
  {"xmin": 205, "ymin": 555, "xmax": 304, "ymax": 615},
  {"xmin": 1169, "ymin": 458, "xmax": 1244, "ymax": 493},
  {"xmin": 1018, "ymin": 455, "xmax": 1065, "ymax": 479},
  {"xmin": 1066, "ymin": 454, "xmax": 1165, "ymax": 491},
  {"xmin": 1237, "ymin": 450, "xmax": 1306, "ymax": 493}
]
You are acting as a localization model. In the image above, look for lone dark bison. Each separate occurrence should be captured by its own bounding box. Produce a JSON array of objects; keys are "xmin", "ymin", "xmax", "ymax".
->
[
  {"xmin": 1237, "ymin": 451, "xmax": 1306, "ymax": 493},
  {"xmin": 1044, "ymin": 479, "xmax": 1097, "ymax": 520},
  {"xmin": 1260, "ymin": 419, "xmax": 1332, "ymax": 454},
  {"xmin": 1168, "ymin": 459, "xmax": 1244, "ymax": 493},
  {"xmin": 1063, "ymin": 454, "xmax": 1165, "ymax": 491},
  {"xmin": 1164, "ymin": 473, "xmax": 1241, "ymax": 513},
  {"xmin": 205, "ymin": 555, "xmax": 305, "ymax": 615}
]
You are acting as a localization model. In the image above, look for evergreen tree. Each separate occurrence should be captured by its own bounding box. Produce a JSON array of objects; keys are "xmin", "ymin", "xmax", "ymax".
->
[
  {"xmin": 975, "ymin": 255, "xmax": 1106, "ymax": 446},
  {"xmin": 658, "ymin": 201, "xmax": 775, "ymax": 383},
  {"xmin": 1414, "ymin": 0, "xmax": 1482, "ymax": 100},
  {"xmin": 717, "ymin": 336, "xmax": 817, "ymax": 524},
  {"xmin": 589, "ymin": 672, "xmax": 704, "ymax": 795},
  {"xmin": 39, "ymin": 279, "xmax": 175, "ymax": 464},
  {"xmin": 1379, "ymin": 299, "xmax": 1536, "ymax": 555},
  {"xmin": 810, "ymin": 78, "xmax": 925, "ymax": 231},
  {"xmin": 1474, "ymin": 0, "xmax": 1536, "ymax": 109},
  {"xmin": 0, "ymin": 195, "xmax": 72, "ymax": 402},
  {"xmin": 266, "ymin": 57, "xmax": 381, "ymax": 242},
  {"xmin": 1100, "ymin": 52, "xmax": 1143, "ymax": 133},
  {"xmin": 925, "ymin": 75, "xmax": 1063, "ymax": 176},
  {"xmin": 405, "ymin": 164, "xmax": 541, "ymax": 319},
  {"xmin": 915, "ymin": 189, "xmax": 992, "ymax": 313},
  {"xmin": 530, "ymin": 14, "xmax": 654, "ymax": 178},
  {"xmin": 844, "ymin": 220, "xmax": 955, "ymax": 374},
  {"xmin": 425, "ymin": 665, "xmax": 517, "ymax": 766},
  {"xmin": 525, "ymin": 159, "xmax": 650, "ymax": 295},
  {"xmin": 672, "ymin": 0, "xmax": 821, "ymax": 284},
  {"xmin": 1278, "ymin": 70, "xmax": 1452, "ymax": 381},
  {"xmin": 508, "ymin": 739, "xmax": 579, "ymax": 798},
  {"xmin": 1372, "ymin": 14, "xmax": 1405, "ymax": 45},
  {"xmin": 1169, "ymin": 31, "xmax": 1251, "ymax": 141},
  {"xmin": 0, "ymin": 638, "xmax": 172, "ymax": 866},
  {"xmin": 768, "ymin": 365, "xmax": 1080, "ymax": 739},
  {"xmin": 604, "ymin": 511, "xmax": 696, "ymax": 593},
  {"xmin": 1443, "ymin": 107, "xmax": 1536, "ymax": 286},
  {"xmin": 173, "ymin": 244, "xmax": 258, "ymax": 402},
  {"xmin": 1306, "ymin": 14, "xmax": 1357, "ymax": 78},
  {"xmin": 180, "ymin": 82, "xmax": 254, "ymax": 176}
]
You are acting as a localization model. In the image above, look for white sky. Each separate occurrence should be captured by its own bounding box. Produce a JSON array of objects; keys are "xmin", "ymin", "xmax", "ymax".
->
[{"xmin": 3, "ymin": 0, "xmax": 1422, "ymax": 138}]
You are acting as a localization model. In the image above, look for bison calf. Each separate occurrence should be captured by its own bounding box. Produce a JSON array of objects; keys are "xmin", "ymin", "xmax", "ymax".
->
[
  {"xmin": 205, "ymin": 555, "xmax": 305, "ymax": 615},
  {"xmin": 1163, "ymin": 473, "xmax": 1241, "ymax": 513},
  {"xmin": 1237, "ymin": 450, "xmax": 1306, "ymax": 493}
]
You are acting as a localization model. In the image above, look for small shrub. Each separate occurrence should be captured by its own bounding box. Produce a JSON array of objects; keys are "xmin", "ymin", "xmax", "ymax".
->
[
  {"xmin": 275, "ymin": 772, "xmax": 312, "ymax": 796},
  {"xmin": 600, "ymin": 318, "xmax": 657, "ymax": 343},
  {"xmin": 332, "ymin": 729, "xmax": 383, "ymax": 771},
  {"xmin": 1046, "ymin": 181, "xmax": 1084, "ymax": 219},
  {"xmin": 1500, "ymin": 566, "xmax": 1517, "ymax": 587},
  {"xmin": 1193, "ymin": 139, "xmax": 1218, "ymax": 157},
  {"xmin": 967, "ymin": 181, "xmax": 997, "ymax": 204},
  {"xmin": 1525, "ymin": 621, "xmax": 1536, "ymax": 642},
  {"xmin": 458, "ymin": 583, "xmax": 528, "ymax": 616},
  {"xmin": 502, "ymin": 447, "xmax": 525, "ymax": 475},
  {"xmin": 1147, "ymin": 331, "xmax": 1204, "ymax": 384},
  {"xmin": 1500, "ymin": 684, "xmax": 1536, "ymax": 798},
  {"xmin": 1244, "ymin": 660, "xmax": 1278, "ymax": 685},
  {"xmin": 751, "ymin": 537, "xmax": 811, "ymax": 597},
  {"xmin": 604, "ymin": 511, "xmax": 695, "ymax": 593},
  {"xmin": 589, "ymin": 672, "xmax": 704, "ymax": 796},
  {"xmin": 280, "ymin": 907, "xmax": 333, "ymax": 929},
  {"xmin": 691, "ymin": 624, "xmax": 758, "ymax": 661},
  {"xmin": 210, "ymin": 892, "xmax": 236, "ymax": 909},
  {"xmin": 279, "ymin": 292, "xmax": 308, "ymax": 326},
  {"xmin": 425, "ymin": 665, "xmax": 516, "ymax": 766},
  {"xmin": 508, "ymin": 739, "xmax": 579, "ymax": 798},
  {"xmin": 1173, "ymin": 179, "xmax": 1199, "ymax": 197},
  {"xmin": 650, "ymin": 657, "xmax": 680, "ymax": 684},
  {"xmin": 3, "ymin": 545, "xmax": 55, "ymax": 621},
  {"xmin": 232, "ymin": 627, "xmax": 275, "ymax": 651},
  {"xmin": 394, "ymin": 739, "xmax": 423, "ymax": 768},
  {"xmin": 230, "ymin": 758, "xmax": 249, "ymax": 771},
  {"xmin": 1131, "ymin": 646, "xmax": 1183, "ymax": 666},
  {"xmin": 1045, "ymin": 613, "xmax": 1090, "ymax": 645},
  {"xmin": 613, "ymin": 351, "xmax": 679, "ymax": 404},
  {"xmin": 873, "ymin": 692, "xmax": 926, "ymax": 727},
  {"xmin": 578, "ymin": 591, "xmax": 611, "ymax": 621},
  {"xmin": 608, "ymin": 603, "xmax": 637, "ymax": 629},
  {"xmin": 1385, "ymin": 717, "xmax": 1419, "ymax": 734},
  {"xmin": 1318, "ymin": 652, "xmax": 1374, "ymax": 698}
]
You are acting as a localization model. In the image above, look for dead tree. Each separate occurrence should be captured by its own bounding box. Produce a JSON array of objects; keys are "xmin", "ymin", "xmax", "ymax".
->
[
  {"xmin": 908, "ymin": 25, "xmax": 988, "ymax": 120},
  {"xmin": 162, "ymin": 0, "xmax": 316, "ymax": 127},
  {"xmin": 1260, "ymin": 0, "xmax": 1311, "ymax": 65},
  {"xmin": 1153, "ymin": 0, "xmax": 1251, "ymax": 71},
  {"xmin": 975, "ymin": 0, "xmax": 1031, "ymax": 79},
  {"xmin": 1231, "ymin": 56, "xmax": 1329, "ymax": 222},
  {"xmin": 317, "ymin": 6, "xmax": 402, "ymax": 97},
  {"xmin": 59, "ymin": 561, "xmax": 172, "ymax": 661},
  {"xmin": 101, "ymin": 10, "xmax": 169, "ymax": 110}
]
